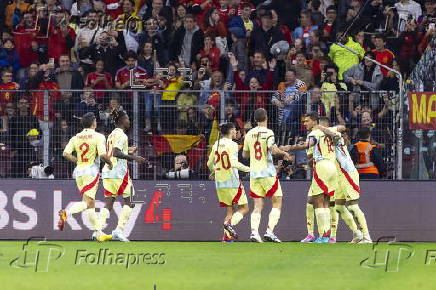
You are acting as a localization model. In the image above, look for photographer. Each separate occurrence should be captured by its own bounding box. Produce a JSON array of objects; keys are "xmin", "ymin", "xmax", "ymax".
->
[
  {"xmin": 277, "ymin": 153, "xmax": 306, "ymax": 180},
  {"xmin": 343, "ymin": 51, "xmax": 383, "ymax": 110},
  {"xmin": 75, "ymin": 9, "xmax": 104, "ymax": 72},
  {"xmin": 47, "ymin": 9, "xmax": 76, "ymax": 62},
  {"xmin": 28, "ymin": 162, "xmax": 55, "ymax": 179},
  {"xmin": 166, "ymin": 154, "xmax": 195, "ymax": 179},
  {"xmin": 90, "ymin": 31, "xmax": 125, "ymax": 76}
]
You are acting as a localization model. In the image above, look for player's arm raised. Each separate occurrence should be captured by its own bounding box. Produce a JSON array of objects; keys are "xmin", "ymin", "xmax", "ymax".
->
[{"xmin": 63, "ymin": 136, "xmax": 78, "ymax": 163}]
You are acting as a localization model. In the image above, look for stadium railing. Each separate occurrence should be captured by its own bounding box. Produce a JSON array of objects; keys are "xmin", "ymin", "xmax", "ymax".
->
[
  {"xmin": 403, "ymin": 38, "xmax": 436, "ymax": 179},
  {"xmin": 0, "ymin": 89, "xmax": 403, "ymax": 180}
]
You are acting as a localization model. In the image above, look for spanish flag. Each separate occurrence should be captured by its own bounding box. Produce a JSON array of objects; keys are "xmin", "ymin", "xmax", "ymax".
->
[
  {"xmin": 208, "ymin": 119, "xmax": 220, "ymax": 155},
  {"xmin": 151, "ymin": 135, "xmax": 202, "ymax": 155}
]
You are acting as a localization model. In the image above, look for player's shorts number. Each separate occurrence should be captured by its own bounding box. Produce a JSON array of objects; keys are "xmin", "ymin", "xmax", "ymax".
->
[
  {"xmin": 254, "ymin": 141, "xmax": 262, "ymax": 160},
  {"xmin": 79, "ymin": 142, "xmax": 90, "ymax": 162},
  {"xmin": 214, "ymin": 151, "xmax": 231, "ymax": 170}
]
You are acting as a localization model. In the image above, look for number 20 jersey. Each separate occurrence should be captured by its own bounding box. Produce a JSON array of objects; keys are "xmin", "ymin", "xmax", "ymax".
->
[
  {"xmin": 243, "ymin": 126, "xmax": 277, "ymax": 178},
  {"xmin": 209, "ymin": 138, "xmax": 250, "ymax": 188},
  {"xmin": 63, "ymin": 128, "xmax": 106, "ymax": 177},
  {"xmin": 102, "ymin": 128, "xmax": 129, "ymax": 179}
]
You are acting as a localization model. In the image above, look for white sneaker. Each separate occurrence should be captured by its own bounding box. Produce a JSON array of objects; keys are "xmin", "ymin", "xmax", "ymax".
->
[
  {"xmin": 359, "ymin": 235, "xmax": 372, "ymax": 244},
  {"xmin": 264, "ymin": 231, "xmax": 281, "ymax": 243},
  {"xmin": 250, "ymin": 232, "xmax": 263, "ymax": 243},
  {"xmin": 112, "ymin": 229, "xmax": 130, "ymax": 242},
  {"xmin": 91, "ymin": 232, "xmax": 98, "ymax": 240},
  {"xmin": 350, "ymin": 230, "xmax": 363, "ymax": 243}
]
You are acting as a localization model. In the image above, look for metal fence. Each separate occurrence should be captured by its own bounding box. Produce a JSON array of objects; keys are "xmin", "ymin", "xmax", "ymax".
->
[
  {"xmin": 403, "ymin": 38, "xmax": 436, "ymax": 179},
  {"xmin": 0, "ymin": 89, "xmax": 401, "ymax": 179}
]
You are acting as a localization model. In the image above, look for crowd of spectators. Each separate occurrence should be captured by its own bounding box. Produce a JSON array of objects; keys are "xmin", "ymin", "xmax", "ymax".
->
[{"xmin": 0, "ymin": 0, "xmax": 434, "ymax": 178}]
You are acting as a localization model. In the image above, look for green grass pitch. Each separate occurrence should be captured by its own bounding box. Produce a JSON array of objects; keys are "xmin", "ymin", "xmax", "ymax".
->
[{"xmin": 1, "ymin": 241, "xmax": 436, "ymax": 290}]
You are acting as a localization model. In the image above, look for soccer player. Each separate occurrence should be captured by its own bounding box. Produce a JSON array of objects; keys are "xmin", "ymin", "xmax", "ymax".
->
[
  {"xmin": 58, "ymin": 112, "xmax": 113, "ymax": 242},
  {"xmin": 300, "ymin": 148, "xmax": 316, "ymax": 243},
  {"xmin": 98, "ymin": 110, "xmax": 146, "ymax": 242},
  {"xmin": 207, "ymin": 122, "xmax": 251, "ymax": 242},
  {"xmin": 315, "ymin": 121, "xmax": 371, "ymax": 243},
  {"xmin": 242, "ymin": 108, "xmax": 291, "ymax": 243},
  {"xmin": 282, "ymin": 113, "xmax": 337, "ymax": 243}
]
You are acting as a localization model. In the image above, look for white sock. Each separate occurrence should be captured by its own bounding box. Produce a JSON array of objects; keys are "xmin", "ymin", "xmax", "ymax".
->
[
  {"xmin": 267, "ymin": 208, "xmax": 281, "ymax": 232},
  {"xmin": 250, "ymin": 213, "xmax": 261, "ymax": 234},
  {"xmin": 115, "ymin": 205, "xmax": 133, "ymax": 232},
  {"xmin": 97, "ymin": 208, "xmax": 110, "ymax": 232},
  {"xmin": 314, "ymin": 208, "xmax": 325, "ymax": 237},
  {"xmin": 85, "ymin": 208, "xmax": 98, "ymax": 231},
  {"xmin": 230, "ymin": 212, "xmax": 243, "ymax": 226},
  {"xmin": 323, "ymin": 208, "xmax": 331, "ymax": 236},
  {"xmin": 66, "ymin": 201, "xmax": 87, "ymax": 216}
]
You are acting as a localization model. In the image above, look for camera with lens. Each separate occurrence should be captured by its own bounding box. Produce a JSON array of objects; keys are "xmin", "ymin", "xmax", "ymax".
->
[
  {"xmin": 180, "ymin": 161, "xmax": 189, "ymax": 169},
  {"xmin": 281, "ymin": 159, "xmax": 293, "ymax": 168},
  {"xmin": 166, "ymin": 168, "xmax": 192, "ymax": 179},
  {"xmin": 101, "ymin": 37, "xmax": 111, "ymax": 45}
]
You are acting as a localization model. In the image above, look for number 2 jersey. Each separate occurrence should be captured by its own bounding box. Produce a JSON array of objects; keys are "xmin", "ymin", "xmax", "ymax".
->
[
  {"xmin": 307, "ymin": 128, "xmax": 337, "ymax": 163},
  {"xmin": 208, "ymin": 138, "xmax": 250, "ymax": 188},
  {"xmin": 243, "ymin": 126, "xmax": 277, "ymax": 178},
  {"xmin": 102, "ymin": 128, "xmax": 129, "ymax": 179},
  {"xmin": 63, "ymin": 128, "xmax": 106, "ymax": 177}
]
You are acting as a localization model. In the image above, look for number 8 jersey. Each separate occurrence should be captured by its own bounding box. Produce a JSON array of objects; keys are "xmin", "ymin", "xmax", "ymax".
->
[
  {"xmin": 63, "ymin": 128, "xmax": 107, "ymax": 177},
  {"xmin": 243, "ymin": 126, "xmax": 277, "ymax": 178}
]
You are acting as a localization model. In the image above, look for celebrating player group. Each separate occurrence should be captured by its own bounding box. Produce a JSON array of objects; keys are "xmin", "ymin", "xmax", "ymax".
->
[
  {"xmin": 209, "ymin": 108, "xmax": 371, "ymax": 243},
  {"xmin": 58, "ymin": 110, "xmax": 145, "ymax": 242}
]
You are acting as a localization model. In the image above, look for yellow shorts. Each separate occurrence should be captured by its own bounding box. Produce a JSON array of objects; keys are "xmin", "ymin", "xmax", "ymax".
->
[
  {"xmin": 308, "ymin": 160, "xmax": 338, "ymax": 197},
  {"xmin": 76, "ymin": 175, "xmax": 100, "ymax": 199},
  {"xmin": 250, "ymin": 176, "xmax": 283, "ymax": 198},
  {"xmin": 216, "ymin": 184, "xmax": 248, "ymax": 207},
  {"xmin": 335, "ymin": 168, "xmax": 360, "ymax": 201},
  {"xmin": 103, "ymin": 173, "xmax": 132, "ymax": 198}
]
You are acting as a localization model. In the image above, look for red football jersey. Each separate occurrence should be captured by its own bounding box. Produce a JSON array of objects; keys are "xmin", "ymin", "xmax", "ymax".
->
[
  {"xmin": 31, "ymin": 81, "xmax": 61, "ymax": 121},
  {"xmin": 0, "ymin": 82, "xmax": 19, "ymax": 116},
  {"xmin": 372, "ymin": 49, "xmax": 395, "ymax": 76},
  {"xmin": 85, "ymin": 72, "xmax": 113, "ymax": 100},
  {"xmin": 115, "ymin": 66, "xmax": 148, "ymax": 88}
]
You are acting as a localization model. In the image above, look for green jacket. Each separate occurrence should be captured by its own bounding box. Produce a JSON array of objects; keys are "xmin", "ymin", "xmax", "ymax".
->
[{"xmin": 328, "ymin": 37, "xmax": 365, "ymax": 80}]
